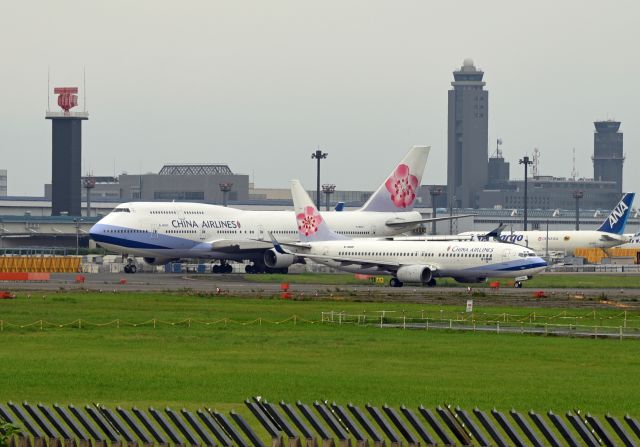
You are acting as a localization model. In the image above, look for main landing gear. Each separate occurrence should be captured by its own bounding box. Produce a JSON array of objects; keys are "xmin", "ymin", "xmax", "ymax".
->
[
  {"xmin": 389, "ymin": 277, "xmax": 404, "ymax": 288},
  {"xmin": 212, "ymin": 262, "xmax": 233, "ymax": 274},
  {"xmin": 124, "ymin": 257, "xmax": 137, "ymax": 274}
]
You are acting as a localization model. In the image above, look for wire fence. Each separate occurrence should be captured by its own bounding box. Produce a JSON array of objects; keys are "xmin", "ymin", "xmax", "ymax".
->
[
  {"xmin": 0, "ymin": 315, "xmax": 320, "ymax": 331},
  {"xmin": 320, "ymin": 311, "xmax": 640, "ymax": 339},
  {"xmin": 2, "ymin": 310, "xmax": 640, "ymax": 339}
]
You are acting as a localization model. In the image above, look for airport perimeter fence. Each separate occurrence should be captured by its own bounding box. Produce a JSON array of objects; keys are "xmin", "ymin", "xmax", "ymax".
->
[
  {"xmin": 2, "ymin": 309, "xmax": 640, "ymax": 339},
  {"xmin": 320, "ymin": 310, "xmax": 640, "ymax": 340},
  {"xmin": 2, "ymin": 398, "xmax": 640, "ymax": 447}
]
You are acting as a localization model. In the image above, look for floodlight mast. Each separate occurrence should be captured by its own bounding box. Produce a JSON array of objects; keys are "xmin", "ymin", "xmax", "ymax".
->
[
  {"xmin": 519, "ymin": 156, "xmax": 533, "ymax": 231},
  {"xmin": 311, "ymin": 149, "xmax": 328, "ymax": 209}
]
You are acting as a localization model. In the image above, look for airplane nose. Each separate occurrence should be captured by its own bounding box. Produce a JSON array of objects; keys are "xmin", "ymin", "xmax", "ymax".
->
[{"xmin": 89, "ymin": 223, "xmax": 101, "ymax": 240}]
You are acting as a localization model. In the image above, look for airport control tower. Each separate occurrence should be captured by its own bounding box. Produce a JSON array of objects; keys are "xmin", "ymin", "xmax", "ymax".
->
[
  {"xmin": 447, "ymin": 58, "xmax": 489, "ymax": 209},
  {"xmin": 593, "ymin": 120, "xmax": 624, "ymax": 195},
  {"xmin": 45, "ymin": 87, "xmax": 89, "ymax": 216}
]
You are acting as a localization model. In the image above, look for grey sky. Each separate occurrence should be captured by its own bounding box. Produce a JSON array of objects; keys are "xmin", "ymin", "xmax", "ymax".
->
[{"xmin": 1, "ymin": 0, "xmax": 638, "ymax": 199}]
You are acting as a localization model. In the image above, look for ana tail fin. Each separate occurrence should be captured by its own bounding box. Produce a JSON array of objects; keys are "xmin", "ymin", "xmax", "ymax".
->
[
  {"xmin": 359, "ymin": 145, "xmax": 430, "ymax": 212},
  {"xmin": 290, "ymin": 180, "xmax": 347, "ymax": 242},
  {"xmin": 596, "ymin": 192, "xmax": 635, "ymax": 234}
]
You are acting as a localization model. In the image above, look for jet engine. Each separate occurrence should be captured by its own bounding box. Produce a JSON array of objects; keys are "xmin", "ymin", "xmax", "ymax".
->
[
  {"xmin": 143, "ymin": 257, "xmax": 178, "ymax": 266},
  {"xmin": 263, "ymin": 249, "xmax": 296, "ymax": 269},
  {"xmin": 396, "ymin": 265, "xmax": 432, "ymax": 284}
]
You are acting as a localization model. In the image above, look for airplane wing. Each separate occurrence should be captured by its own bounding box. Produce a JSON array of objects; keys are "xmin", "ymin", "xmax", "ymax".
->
[
  {"xmin": 599, "ymin": 233, "xmax": 626, "ymax": 242},
  {"xmin": 384, "ymin": 214, "xmax": 476, "ymax": 227},
  {"xmin": 207, "ymin": 238, "xmax": 275, "ymax": 252}
]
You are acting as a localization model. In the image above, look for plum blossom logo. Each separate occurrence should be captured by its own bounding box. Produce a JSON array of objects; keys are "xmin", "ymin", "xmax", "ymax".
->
[
  {"xmin": 385, "ymin": 164, "xmax": 418, "ymax": 208},
  {"xmin": 297, "ymin": 206, "xmax": 323, "ymax": 236}
]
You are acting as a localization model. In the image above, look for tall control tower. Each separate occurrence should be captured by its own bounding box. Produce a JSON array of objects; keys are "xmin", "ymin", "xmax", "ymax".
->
[
  {"xmin": 593, "ymin": 120, "xmax": 624, "ymax": 195},
  {"xmin": 447, "ymin": 58, "xmax": 488, "ymax": 209},
  {"xmin": 45, "ymin": 87, "xmax": 89, "ymax": 216}
]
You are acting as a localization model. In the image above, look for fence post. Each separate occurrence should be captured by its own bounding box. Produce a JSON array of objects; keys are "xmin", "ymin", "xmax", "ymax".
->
[
  {"xmin": 624, "ymin": 311, "xmax": 627, "ymax": 328},
  {"xmin": 153, "ymin": 318, "xmax": 156, "ymax": 329},
  {"xmin": 188, "ymin": 318, "xmax": 191, "ymax": 328},
  {"xmin": 40, "ymin": 320, "xmax": 43, "ymax": 331},
  {"xmin": 497, "ymin": 322, "xmax": 500, "ymax": 334},
  {"xmin": 339, "ymin": 313, "xmax": 342, "ymax": 325},
  {"xmin": 403, "ymin": 316, "xmax": 406, "ymax": 330},
  {"xmin": 449, "ymin": 319, "xmax": 452, "ymax": 329},
  {"xmin": 620, "ymin": 326, "xmax": 623, "ymax": 340},
  {"xmin": 545, "ymin": 323, "xmax": 547, "ymax": 336},
  {"xmin": 380, "ymin": 315, "xmax": 383, "ymax": 328},
  {"xmin": 117, "ymin": 319, "xmax": 120, "ymax": 329}
]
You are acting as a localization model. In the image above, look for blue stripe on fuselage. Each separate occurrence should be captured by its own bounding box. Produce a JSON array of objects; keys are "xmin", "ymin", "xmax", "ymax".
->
[{"xmin": 90, "ymin": 223, "xmax": 200, "ymax": 250}]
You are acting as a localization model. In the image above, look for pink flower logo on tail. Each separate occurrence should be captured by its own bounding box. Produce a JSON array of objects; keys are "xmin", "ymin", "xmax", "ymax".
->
[
  {"xmin": 297, "ymin": 206, "xmax": 323, "ymax": 236},
  {"xmin": 385, "ymin": 163, "xmax": 418, "ymax": 208}
]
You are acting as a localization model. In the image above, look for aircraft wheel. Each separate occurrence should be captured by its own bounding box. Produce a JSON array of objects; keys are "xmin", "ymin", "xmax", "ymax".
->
[
  {"xmin": 224, "ymin": 264, "xmax": 233, "ymax": 274},
  {"xmin": 514, "ymin": 281, "xmax": 523, "ymax": 288},
  {"xmin": 212, "ymin": 265, "xmax": 220, "ymax": 274},
  {"xmin": 427, "ymin": 278, "xmax": 436, "ymax": 287},
  {"xmin": 389, "ymin": 277, "xmax": 403, "ymax": 288},
  {"xmin": 129, "ymin": 265, "xmax": 137, "ymax": 274},
  {"xmin": 245, "ymin": 264, "xmax": 254, "ymax": 274},
  {"xmin": 279, "ymin": 267, "xmax": 289, "ymax": 274},
  {"xmin": 124, "ymin": 265, "xmax": 131, "ymax": 274}
]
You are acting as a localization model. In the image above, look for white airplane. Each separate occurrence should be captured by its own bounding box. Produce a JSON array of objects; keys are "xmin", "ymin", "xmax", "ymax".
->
[
  {"xmin": 457, "ymin": 192, "xmax": 635, "ymax": 255},
  {"xmin": 268, "ymin": 180, "xmax": 547, "ymax": 288},
  {"xmin": 90, "ymin": 146, "xmax": 468, "ymax": 273}
]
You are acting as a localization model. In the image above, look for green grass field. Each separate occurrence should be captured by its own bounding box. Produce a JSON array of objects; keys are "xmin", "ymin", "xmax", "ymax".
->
[{"xmin": 1, "ymin": 291, "xmax": 639, "ymax": 415}]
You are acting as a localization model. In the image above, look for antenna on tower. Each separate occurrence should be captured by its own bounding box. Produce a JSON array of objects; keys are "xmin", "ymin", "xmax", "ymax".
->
[
  {"xmin": 493, "ymin": 138, "xmax": 503, "ymax": 158},
  {"xmin": 532, "ymin": 148, "xmax": 540, "ymax": 177},
  {"xmin": 571, "ymin": 147, "xmax": 578, "ymax": 180}
]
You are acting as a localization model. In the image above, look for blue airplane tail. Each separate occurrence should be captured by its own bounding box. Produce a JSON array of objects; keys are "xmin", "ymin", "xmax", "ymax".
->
[{"xmin": 596, "ymin": 192, "xmax": 635, "ymax": 234}]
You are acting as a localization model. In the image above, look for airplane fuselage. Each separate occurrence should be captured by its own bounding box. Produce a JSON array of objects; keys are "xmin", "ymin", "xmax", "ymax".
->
[
  {"xmin": 485, "ymin": 230, "xmax": 627, "ymax": 254},
  {"xmin": 90, "ymin": 202, "xmax": 423, "ymax": 262},
  {"xmin": 299, "ymin": 240, "xmax": 547, "ymax": 281}
]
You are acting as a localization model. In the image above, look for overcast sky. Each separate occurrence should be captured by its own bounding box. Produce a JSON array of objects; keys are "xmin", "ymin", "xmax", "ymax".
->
[{"xmin": 1, "ymin": 0, "xmax": 638, "ymax": 197}]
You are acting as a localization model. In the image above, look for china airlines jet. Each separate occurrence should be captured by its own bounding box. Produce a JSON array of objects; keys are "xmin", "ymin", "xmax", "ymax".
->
[
  {"xmin": 268, "ymin": 180, "xmax": 547, "ymax": 288},
  {"xmin": 90, "ymin": 146, "xmax": 466, "ymax": 273},
  {"xmin": 458, "ymin": 192, "xmax": 635, "ymax": 255}
]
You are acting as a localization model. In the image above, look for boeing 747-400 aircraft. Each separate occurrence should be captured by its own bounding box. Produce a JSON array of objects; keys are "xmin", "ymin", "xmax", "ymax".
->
[
  {"xmin": 268, "ymin": 180, "xmax": 547, "ymax": 287},
  {"xmin": 90, "ymin": 146, "xmax": 468, "ymax": 273}
]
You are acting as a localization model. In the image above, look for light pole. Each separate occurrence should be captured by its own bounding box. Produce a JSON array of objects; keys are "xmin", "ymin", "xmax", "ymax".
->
[
  {"xmin": 572, "ymin": 190, "xmax": 584, "ymax": 230},
  {"xmin": 83, "ymin": 176, "xmax": 96, "ymax": 217},
  {"xmin": 322, "ymin": 184, "xmax": 336, "ymax": 211},
  {"xmin": 311, "ymin": 149, "xmax": 328, "ymax": 209},
  {"xmin": 219, "ymin": 182, "xmax": 233, "ymax": 207},
  {"xmin": 74, "ymin": 218, "xmax": 80, "ymax": 256},
  {"xmin": 519, "ymin": 156, "xmax": 533, "ymax": 230},
  {"xmin": 429, "ymin": 187, "xmax": 442, "ymax": 235}
]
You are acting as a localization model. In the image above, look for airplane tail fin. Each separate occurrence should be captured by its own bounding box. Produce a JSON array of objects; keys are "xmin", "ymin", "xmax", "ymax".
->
[
  {"xmin": 596, "ymin": 192, "xmax": 635, "ymax": 234},
  {"xmin": 359, "ymin": 145, "xmax": 430, "ymax": 212},
  {"xmin": 291, "ymin": 180, "xmax": 347, "ymax": 242}
]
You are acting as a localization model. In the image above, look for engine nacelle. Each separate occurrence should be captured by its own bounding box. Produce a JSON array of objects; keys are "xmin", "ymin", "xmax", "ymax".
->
[
  {"xmin": 143, "ymin": 257, "xmax": 178, "ymax": 266},
  {"xmin": 396, "ymin": 265, "xmax": 432, "ymax": 284},
  {"xmin": 263, "ymin": 249, "xmax": 296, "ymax": 269},
  {"xmin": 453, "ymin": 276, "xmax": 486, "ymax": 284}
]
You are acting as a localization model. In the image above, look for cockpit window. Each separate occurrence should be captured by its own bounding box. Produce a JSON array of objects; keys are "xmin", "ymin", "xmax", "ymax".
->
[{"xmin": 113, "ymin": 208, "xmax": 130, "ymax": 213}]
